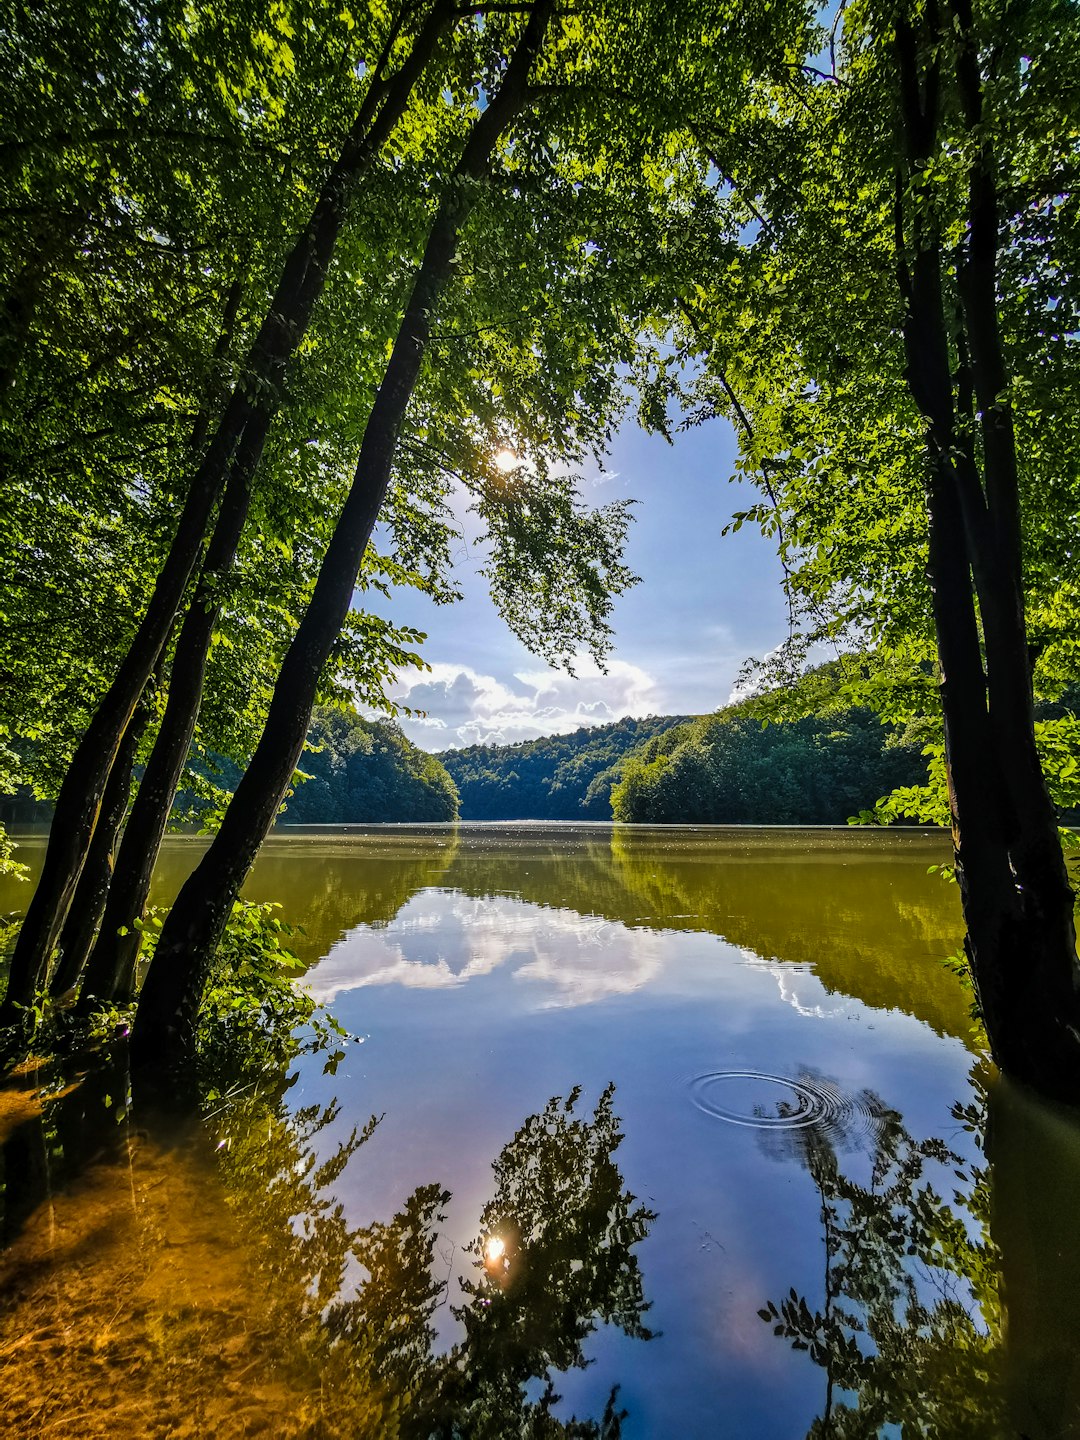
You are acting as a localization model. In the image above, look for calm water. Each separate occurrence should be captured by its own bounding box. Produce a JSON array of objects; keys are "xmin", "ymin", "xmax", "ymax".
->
[{"xmin": 4, "ymin": 824, "xmax": 1080, "ymax": 1438}]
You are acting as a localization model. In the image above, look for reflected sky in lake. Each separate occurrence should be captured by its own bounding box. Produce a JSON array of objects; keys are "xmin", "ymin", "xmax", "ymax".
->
[
  {"xmin": 257, "ymin": 829, "xmax": 984, "ymax": 1434},
  {"xmin": 5, "ymin": 824, "xmax": 1080, "ymax": 1437},
  {"xmin": 285, "ymin": 837, "xmax": 973, "ymax": 1437},
  {"xmin": 305, "ymin": 891, "xmax": 670, "ymax": 1006}
]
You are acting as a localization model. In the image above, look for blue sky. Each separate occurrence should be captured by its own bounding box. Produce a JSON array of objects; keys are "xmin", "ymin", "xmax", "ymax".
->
[{"xmin": 371, "ymin": 413, "xmax": 789, "ymax": 751}]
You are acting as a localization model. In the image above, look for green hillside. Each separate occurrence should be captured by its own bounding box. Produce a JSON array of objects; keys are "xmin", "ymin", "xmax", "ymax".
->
[
  {"xmin": 177, "ymin": 708, "xmax": 459, "ymax": 825},
  {"xmin": 438, "ymin": 715, "xmax": 687, "ymax": 820},
  {"xmin": 611, "ymin": 700, "xmax": 928, "ymax": 825},
  {"xmin": 282, "ymin": 709, "xmax": 459, "ymax": 824}
]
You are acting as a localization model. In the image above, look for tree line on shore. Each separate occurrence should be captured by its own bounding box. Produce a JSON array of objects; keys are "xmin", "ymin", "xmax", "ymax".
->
[
  {"xmin": 0, "ymin": 693, "xmax": 932, "ymax": 829},
  {"xmin": 2, "ymin": 0, "xmax": 1080, "ymax": 1102},
  {"xmin": 438, "ymin": 693, "xmax": 933, "ymax": 826}
]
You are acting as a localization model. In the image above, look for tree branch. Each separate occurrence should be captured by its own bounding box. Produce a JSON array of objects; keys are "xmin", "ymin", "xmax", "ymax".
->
[{"xmin": 0, "ymin": 127, "xmax": 292, "ymax": 159}]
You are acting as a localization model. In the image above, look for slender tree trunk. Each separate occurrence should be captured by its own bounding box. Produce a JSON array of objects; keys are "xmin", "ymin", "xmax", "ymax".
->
[
  {"xmin": 895, "ymin": 12, "xmax": 1080, "ymax": 1100},
  {"xmin": 48, "ymin": 702, "xmax": 145, "ymax": 1000},
  {"xmin": 0, "ymin": 1, "xmax": 455, "ymax": 1034},
  {"xmin": 132, "ymin": 1, "xmax": 554, "ymax": 1074},
  {"xmin": 45, "ymin": 273, "xmax": 242, "ymax": 1007},
  {"xmin": 949, "ymin": 0, "xmax": 1080, "ymax": 1092},
  {"xmin": 80, "ymin": 447, "xmax": 258, "ymax": 1008}
]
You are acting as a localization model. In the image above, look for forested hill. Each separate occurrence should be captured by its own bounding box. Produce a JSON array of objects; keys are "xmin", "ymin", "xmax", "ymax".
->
[
  {"xmin": 282, "ymin": 709, "xmax": 459, "ymax": 824},
  {"xmin": 437, "ymin": 696, "xmax": 934, "ymax": 824},
  {"xmin": 611, "ymin": 704, "xmax": 929, "ymax": 825},
  {"xmin": 178, "ymin": 708, "xmax": 459, "ymax": 826},
  {"xmin": 437, "ymin": 715, "xmax": 687, "ymax": 820}
]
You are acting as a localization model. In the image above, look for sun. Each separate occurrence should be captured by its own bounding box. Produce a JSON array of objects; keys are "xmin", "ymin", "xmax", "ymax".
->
[
  {"xmin": 494, "ymin": 449, "xmax": 519, "ymax": 473},
  {"xmin": 484, "ymin": 1235, "xmax": 506, "ymax": 1265}
]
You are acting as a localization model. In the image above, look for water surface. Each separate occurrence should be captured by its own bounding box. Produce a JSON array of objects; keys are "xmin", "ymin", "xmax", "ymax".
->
[{"xmin": 3, "ymin": 824, "xmax": 1080, "ymax": 1437}]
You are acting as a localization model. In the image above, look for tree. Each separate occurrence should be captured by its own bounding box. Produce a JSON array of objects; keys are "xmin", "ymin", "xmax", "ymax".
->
[
  {"xmin": 677, "ymin": 0, "xmax": 1080, "ymax": 1100},
  {"xmin": 0, "ymin": 0, "xmax": 464, "ymax": 1027},
  {"xmin": 130, "ymin": 0, "xmax": 565, "ymax": 1070},
  {"xmin": 8, "ymin": 0, "xmax": 716, "ymax": 1035},
  {"xmin": 128, "ymin": 0, "xmax": 813, "ymax": 1068}
]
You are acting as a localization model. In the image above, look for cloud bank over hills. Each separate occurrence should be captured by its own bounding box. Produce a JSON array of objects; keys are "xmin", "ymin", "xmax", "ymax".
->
[{"xmin": 389, "ymin": 656, "xmax": 663, "ymax": 750}]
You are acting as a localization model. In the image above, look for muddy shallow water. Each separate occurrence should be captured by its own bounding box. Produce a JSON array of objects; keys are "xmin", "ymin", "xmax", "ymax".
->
[{"xmin": 3, "ymin": 824, "xmax": 1080, "ymax": 1438}]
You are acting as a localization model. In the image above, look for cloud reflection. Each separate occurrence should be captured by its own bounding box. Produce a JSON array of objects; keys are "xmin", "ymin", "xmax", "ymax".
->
[{"xmin": 304, "ymin": 893, "xmax": 665, "ymax": 1008}]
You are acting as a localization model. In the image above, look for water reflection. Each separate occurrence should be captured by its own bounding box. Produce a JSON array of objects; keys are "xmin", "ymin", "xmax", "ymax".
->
[
  {"xmin": 757, "ymin": 1066, "xmax": 1012, "ymax": 1438},
  {"xmin": 271, "ymin": 825, "xmax": 968, "ymax": 1042},
  {"xmin": 420, "ymin": 1083, "xmax": 654, "ymax": 1438},
  {"xmin": 1, "ymin": 1051, "xmax": 653, "ymax": 1437},
  {"xmin": 989, "ymin": 1081, "xmax": 1080, "ymax": 1438},
  {"xmin": 9, "ymin": 825, "xmax": 1080, "ymax": 1434},
  {"xmin": 306, "ymin": 892, "xmax": 668, "ymax": 1008},
  {"xmin": 0, "ymin": 822, "xmax": 967, "ymax": 1040},
  {"xmin": 688, "ymin": 1068, "xmax": 892, "ymax": 1150}
]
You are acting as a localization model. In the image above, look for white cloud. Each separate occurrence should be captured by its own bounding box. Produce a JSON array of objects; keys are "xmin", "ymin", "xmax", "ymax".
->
[{"xmin": 386, "ymin": 657, "xmax": 663, "ymax": 750}]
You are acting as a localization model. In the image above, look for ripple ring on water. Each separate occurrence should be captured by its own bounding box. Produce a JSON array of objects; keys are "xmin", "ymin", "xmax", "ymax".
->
[{"xmin": 688, "ymin": 1070, "xmax": 847, "ymax": 1131}]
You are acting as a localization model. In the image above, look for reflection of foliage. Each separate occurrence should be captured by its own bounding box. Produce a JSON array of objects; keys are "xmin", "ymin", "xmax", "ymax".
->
[
  {"xmin": 606, "ymin": 828, "xmax": 969, "ymax": 1045},
  {"xmin": 241, "ymin": 830, "xmax": 461, "ymax": 965},
  {"xmin": 210, "ymin": 1087, "xmax": 429, "ymax": 1437},
  {"xmin": 210, "ymin": 1080, "xmax": 654, "ymax": 1437},
  {"xmin": 428, "ymin": 1084, "xmax": 656, "ymax": 1438},
  {"xmin": 760, "ymin": 1074, "xmax": 1007, "ymax": 1438}
]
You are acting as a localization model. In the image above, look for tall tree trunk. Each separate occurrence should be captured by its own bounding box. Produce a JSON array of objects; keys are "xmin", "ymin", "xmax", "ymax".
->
[
  {"xmin": 80, "ymin": 447, "xmax": 258, "ymax": 1008},
  {"xmin": 0, "ymin": 0, "xmax": 455, "ymax": 1034},
  {"xmin": 47, "ymin": 701, "xmax": 145, "ymax": 1000},
  {"xmin": 895, "ymin": 11, "xmax": 1080, "ymax": 1100},
  {"xmin": 43, "ymin": 271, "xmax": 242, "ymax": 1007},
  {"xmin": 949, "ymin": 0, "xmax": 1080, "ymax": 1092},
  {"xmin": 131, "ymin": 1, "xmax": 554, "ymax": 1075}
]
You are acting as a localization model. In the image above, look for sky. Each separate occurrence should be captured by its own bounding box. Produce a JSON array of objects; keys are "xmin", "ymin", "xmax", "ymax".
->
[{"xmin": 367, "ymin": 413, "xmax": 790, "ymax": 752}]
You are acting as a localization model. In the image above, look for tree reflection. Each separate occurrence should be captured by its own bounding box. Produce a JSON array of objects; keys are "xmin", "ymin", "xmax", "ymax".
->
[
  {"xmin": 758, "ymin": 1068, "xmax": 1008, "ymax": 1438},
  {"xmin": 2, "ymin": 1059, "xmax": 652, "ymax": 1436},
  {"xmin": 425, "ymin": 1083, "xmax": 655, "ymax": 1438},
  {"xmin": 210, "ymin": 1078, "xmax": 655, "ymax": 1437}
]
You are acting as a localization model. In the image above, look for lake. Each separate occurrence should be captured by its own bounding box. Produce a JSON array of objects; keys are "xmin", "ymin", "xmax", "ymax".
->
[{"xmin": 3, "ymin": 824, "xmax": 1080, "ymax": 1438}]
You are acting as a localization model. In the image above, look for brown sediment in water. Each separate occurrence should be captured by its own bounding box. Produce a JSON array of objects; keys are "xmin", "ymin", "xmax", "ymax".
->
[
  {"xmin": 0, "ymin": 1064, "xmax": 49, "ymax": 1144},
  {"xmin": 0, "ymin": 1073, "xmax": 310, "ymax": 1439}
]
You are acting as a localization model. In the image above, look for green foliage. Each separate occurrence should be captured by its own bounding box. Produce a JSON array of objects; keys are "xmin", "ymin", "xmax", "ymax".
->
[
  {"xmin": 283, "ymin": 706, "xmax": 459, "ymax": 824},
  {"xmin": 439, "ymin": 715, "xmax": 687, "ymax": 820},
  {"xmin": 5, "ymin": 0, "xmax": 717, "ymax": 831},
  {"xmin": 132, "ymin": 897, "xmax": 335, "ymax": 1075},
  {"xmin": 200, "ymin": 900, "xmax": 310, "ymax": 1033},
  {"xmin": 611, "ymin": 687, "xmax": 927, "ymax": 826},
  {"xmin": 0, "ymin": 0, "xmax": 394, "ymax": 793},
  {"xmin": 0, "ymin": 827, "xmax": 27, "ymax": 882},
  {"xmin": 669, "ymin": 0, "xmax": 1080, "ymax": 828},
  {"xmin": 852, "ymin": 690, "xmax": 1080, "ymax": 832}
]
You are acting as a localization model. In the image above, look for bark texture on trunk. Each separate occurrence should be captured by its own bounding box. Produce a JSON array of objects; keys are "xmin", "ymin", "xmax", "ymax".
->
[
  {"xmin": 47, "ymin": 704, "xmax": 144, "ymax": 1000},
  {"xmin": 132, "ymin": 1, "xmax": 554, "ymax": 1074},
  {"xmin": 0, "ymin": 1, "xmax": 455, "ymax": 1034},
  {"xmin": 895, "ymin": 10, "xmax": 1080, "ymax": 1102},
  {"xmin": 81, "ymin": 433, "xmax": 266, "ymax": 1008}
]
